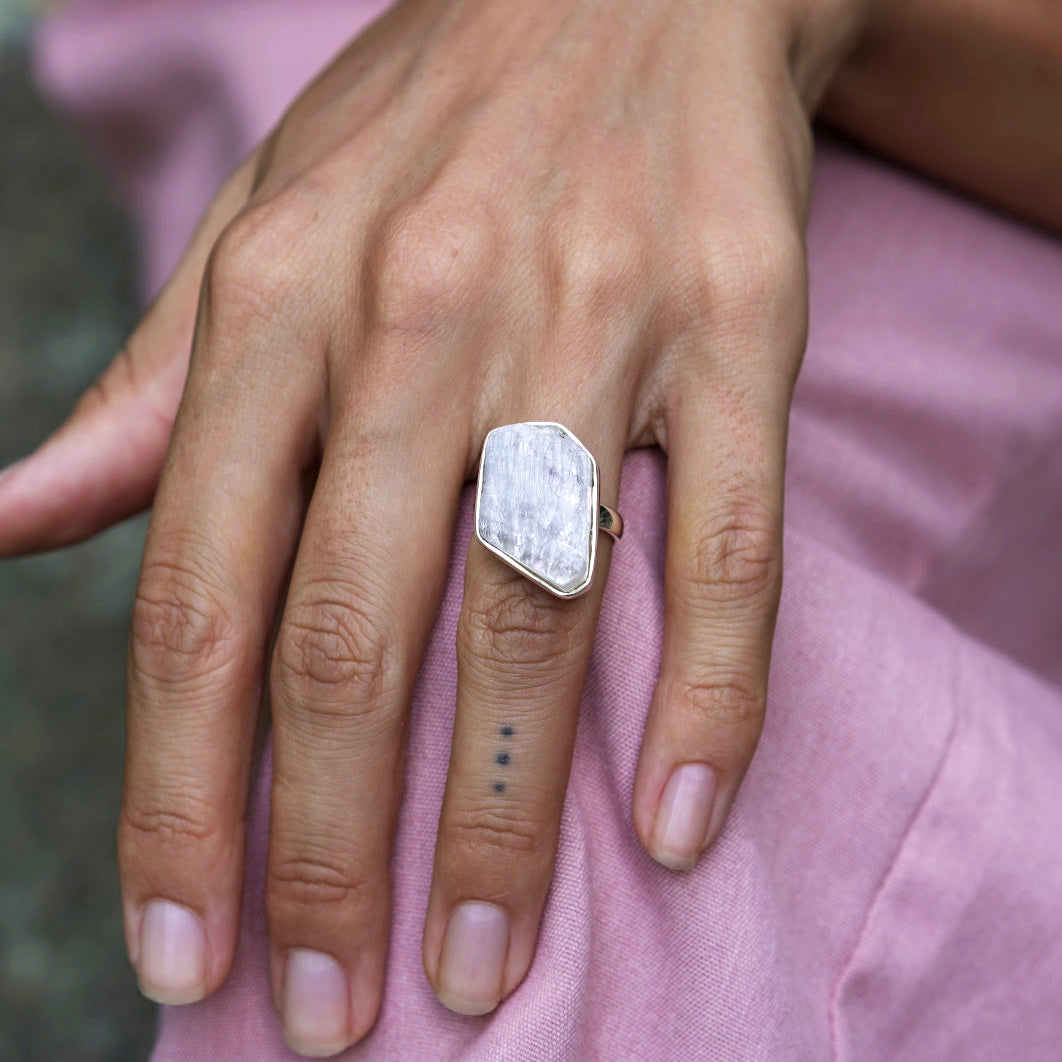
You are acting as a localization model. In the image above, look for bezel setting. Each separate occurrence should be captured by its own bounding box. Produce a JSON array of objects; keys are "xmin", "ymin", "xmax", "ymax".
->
[{"xmin": 474, "ymin": 421, "xmax": 601, "ymax": 599}]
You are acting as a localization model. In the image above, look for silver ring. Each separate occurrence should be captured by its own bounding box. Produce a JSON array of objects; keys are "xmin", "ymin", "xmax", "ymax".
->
[{"xmin": 473, "ymin": 421, "xmax": 624, "ymax": 599}]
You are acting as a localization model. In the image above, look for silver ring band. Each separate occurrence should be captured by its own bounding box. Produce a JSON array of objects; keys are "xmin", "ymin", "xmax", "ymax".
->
[{"xmin": 598, "ymin": 503, "xmax": 623, "ymax": 541}]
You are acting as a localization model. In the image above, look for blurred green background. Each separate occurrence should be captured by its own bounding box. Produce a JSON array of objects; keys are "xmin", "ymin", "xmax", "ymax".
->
[{"xmin": 0, "ymin": 11, "xmax": 160, "ymax": 1060}]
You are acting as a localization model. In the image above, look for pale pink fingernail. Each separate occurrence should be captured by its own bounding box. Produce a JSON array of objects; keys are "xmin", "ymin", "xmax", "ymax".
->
[
  {"xmin": 137, "ymin": 899, "xmax": 208, "ymax": 1004},
  {"xmin": 650, "ymin": 763, "xmax": 718, "ymax": 870},
  {"xmin": 282, "ymin": 949, "xmax": 352, "ymax": 1057},
  {"xmin": 437, "ymin": 901, "xmax": 509, "ymax": 1015}
]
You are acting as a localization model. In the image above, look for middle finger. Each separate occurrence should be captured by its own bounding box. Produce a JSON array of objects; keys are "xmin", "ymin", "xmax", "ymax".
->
[
  {"xmin": 424, "ymin": 415, "xmax": 624, "ymax": 1015},
  {"xmin": 267, "ymin": 392, "xmax": 466, "ymax": 1055}
]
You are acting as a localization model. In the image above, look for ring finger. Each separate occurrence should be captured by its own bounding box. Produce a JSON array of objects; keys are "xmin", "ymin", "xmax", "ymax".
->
[{"xmin": 423, "ymin": 413, "xmax": 625, "ymax": 1015}]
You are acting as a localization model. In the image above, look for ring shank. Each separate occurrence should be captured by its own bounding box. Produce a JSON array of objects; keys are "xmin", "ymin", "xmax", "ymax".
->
[{"xmin": 598, "ymin": 504, "xmax": 623, "ymax": 540}]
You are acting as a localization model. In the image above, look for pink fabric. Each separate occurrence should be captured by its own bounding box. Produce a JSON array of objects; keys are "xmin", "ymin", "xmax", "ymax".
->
[{"xmin": 35, "ymin": 3, "xmax": 1062, "ymax": 1059}]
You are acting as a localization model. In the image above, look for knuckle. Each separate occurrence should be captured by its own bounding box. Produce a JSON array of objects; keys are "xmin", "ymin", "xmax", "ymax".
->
[
  {"xmin": 366, "ymin": 196, "xmax": 497, "ymax": 336},
  {"xmin": 683, "ymin": 500, "xmax": 780, "ymax": 607},
  {"xmin": 675, "ymin": 223, "xmax": 805, "ymax": 334},
  {"xmin": 131, "ymin": 558, "xmax": 241, "ymax": 686},
  {"xmin": 674, "ymin": 672, "xmax": 765, "ymax": 729},
  {"xmin": 459, "ymin": 578, "xmax": 585, "ymax": 669},
  {"xmin": 273, "ymin": 590, "xmax": 397, "ymax": 711},
  {"xmin": 447, "ymin": 804, "xmax": 544, "ymax": 861},
  {"xmin": 205, "ymin": 190, "xmax": 313, "ymax": 321},
  {"xmin": 120, "ymin": 794, "xmax": 219, "ymax": 846},
  {"xmin": 550, "ymin": 216, "xmax": 643, "ymax": 316},
  {"xmin": 268, "ymin": 853, "xmax": 375, "ymax": 912},
  {"xmin": 75, "ymin": 336, "xmax": 176, "ymax": 437},
  {"xmin": 75, "ymin": 342, "xmax": 137, "ymax": 416}
]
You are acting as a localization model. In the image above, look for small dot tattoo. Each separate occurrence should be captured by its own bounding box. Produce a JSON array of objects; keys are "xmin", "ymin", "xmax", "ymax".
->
[{"xmin": 492, "ymin": 727, "xmax": 515, "ymax": 794}]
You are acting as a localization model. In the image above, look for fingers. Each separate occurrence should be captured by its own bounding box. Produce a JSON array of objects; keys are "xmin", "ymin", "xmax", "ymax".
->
[
  {"xmin": 0, "ymin": 154, "xmax": 255, "ymax": 556},
  {"xmin": 632, "ymin": 243, "xmax": 803, "ymax": 871},
  {"xmin": 119, "ymin": 207, "xmax": 318, "ymax": 1007},
  {"xmin": 266, "ymin": 405, "xmax": 466, "ymax": 1055},
  {"xmin": 423, "ymin": 419, "xmax": 622, "ymax": 1015}
]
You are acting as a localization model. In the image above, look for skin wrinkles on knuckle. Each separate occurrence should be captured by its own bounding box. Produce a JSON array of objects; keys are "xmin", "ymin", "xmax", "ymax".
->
[
  {"xmin": 70, "ymin": 345, "xmax": 180, "ymax": 471},
  {"xmin": 446, "ymin": 803, "xmax": 546, "ymax": 860},
  {"xmin": 120, "ymin": 791, "xmax": 220, "ymax": 847},
  {"xmin": 267, "ymin": 852, "xmax": 376, "ymax": 912},
  {"xmin": 458, "ymin": 579, "xmax": 586, "ymax": 670},
  {"xmin": 131, "ymin": 558, "xmax": 244, "ymax": 688},
  {"xmin": 273, "ymin": 592, "xmax": 400, "ymax": 713},
  {"xmin": 363, "ymin": 193, "xmax": 499, "ymax": 339},
  {"xmin": 680, "ymin": 501, "xmax": 781, "ymax": 609},
  {"xmin": 73, "ymin": 339, "xmax": 173, "ymax": 440},
  {"xmin": 672, "ymin": 671, "xmax": 765, "ymax": 729},
  {"xmin": 73, "ymin": 344, "xmax": 137, "ymax": 417}
]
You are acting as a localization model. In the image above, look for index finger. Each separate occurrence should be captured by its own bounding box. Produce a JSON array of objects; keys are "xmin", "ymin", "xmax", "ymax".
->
[{"xmin": 119, "ymin": 220, "xmax": 319, "ymax": 1002}]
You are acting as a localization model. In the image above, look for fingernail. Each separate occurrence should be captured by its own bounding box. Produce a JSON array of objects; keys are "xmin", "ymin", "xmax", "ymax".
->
[
  {"xmin": 650, "ymin": 762, "xmax": 718, "ymax": 870},
  {"xmin": 437, "ymin": 901, "xmax": 510, "ymax": 1015},
  {"xmin": 282, "ymin": 949, "xmax": 351, "ymax": 1057},
  {"xmin": 137, "ymin": 899, "xmax": 208, "ymax": 1004}
]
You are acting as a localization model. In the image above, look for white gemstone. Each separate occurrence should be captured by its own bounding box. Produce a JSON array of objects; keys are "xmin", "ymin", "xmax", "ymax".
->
[{"xmin": 476, "ymin": 423, "xmax": 597, "ymax": 595}]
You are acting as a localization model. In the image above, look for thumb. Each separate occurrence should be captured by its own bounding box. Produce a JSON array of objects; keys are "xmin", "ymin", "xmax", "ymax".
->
[
  {"xmin": 0, "ymin": 154, "xmax": 256, "ymax": 557},
  {"xmin": 0, "ymin": 293, "xmax": 192, "ymax": 557}
]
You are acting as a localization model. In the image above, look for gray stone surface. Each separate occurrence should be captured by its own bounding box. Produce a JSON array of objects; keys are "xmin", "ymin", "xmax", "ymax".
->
[{"xmin": 0, "ymin": 40, "xmax": 159, "ymax": 1062}]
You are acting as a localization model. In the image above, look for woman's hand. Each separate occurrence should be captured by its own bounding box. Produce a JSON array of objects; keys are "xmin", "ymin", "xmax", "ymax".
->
[{"xmin": 0, "ymin": 0, "xmax": 868, "ymax": 1053}]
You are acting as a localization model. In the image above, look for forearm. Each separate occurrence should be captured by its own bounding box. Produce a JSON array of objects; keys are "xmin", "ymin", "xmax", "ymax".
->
[{"xmin": 819, "ymin": 0, "xmax": 1062, "ymax": 232}]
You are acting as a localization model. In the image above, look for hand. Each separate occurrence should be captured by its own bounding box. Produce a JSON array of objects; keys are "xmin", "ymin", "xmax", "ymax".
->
[{"xmin": 0, "ymin": 0, "xmax": 868, "ymax": 1054}]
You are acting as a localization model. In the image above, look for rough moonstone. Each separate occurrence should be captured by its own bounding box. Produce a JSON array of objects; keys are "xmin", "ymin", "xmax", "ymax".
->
[{"xmin": 476, "ymin": 423, "xmax": 597, "ymax": 595}]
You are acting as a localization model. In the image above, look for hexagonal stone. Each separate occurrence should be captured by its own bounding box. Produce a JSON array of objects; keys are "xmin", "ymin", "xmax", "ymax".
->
[{"xmin": 475, "ymin": 422, "xmax": 598, "ymax": 596}]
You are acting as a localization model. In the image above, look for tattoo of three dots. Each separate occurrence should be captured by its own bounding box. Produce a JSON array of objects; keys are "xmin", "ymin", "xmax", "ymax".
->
[{"xmin": 493, "ymin": 724, "xmax": 514, "ymax": 793}]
